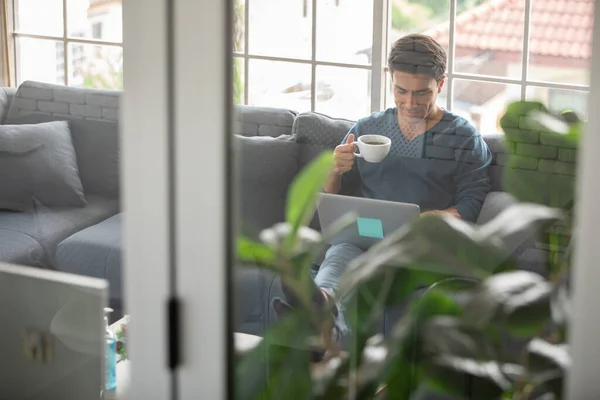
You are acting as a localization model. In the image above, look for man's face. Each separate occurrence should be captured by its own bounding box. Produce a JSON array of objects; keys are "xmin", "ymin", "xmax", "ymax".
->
[{"xmin": 391, "ymin": 70, "xmax": 445, "ymax": 124}]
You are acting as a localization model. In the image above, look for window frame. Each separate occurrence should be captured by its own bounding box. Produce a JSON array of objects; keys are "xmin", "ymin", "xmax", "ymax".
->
[
  {"xmin": 10, "ymin": 0, "xmax": 123, "ymax": 86},
  {"xmin": 233, "ymin": 0, "xmax": 387, "ymax": 114},
  {"xmin": 234, "ymin": 0, "xmax": 591, "ymax": 118},
  {"xmin": 7, "ymin": 0, "xmax": 594, "ymax": 112}
]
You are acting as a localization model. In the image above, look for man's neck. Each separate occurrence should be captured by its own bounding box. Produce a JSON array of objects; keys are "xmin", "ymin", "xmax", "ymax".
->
[{"xmin": 398, "ymin": 106, "xmax": 444, "ymax": 140}]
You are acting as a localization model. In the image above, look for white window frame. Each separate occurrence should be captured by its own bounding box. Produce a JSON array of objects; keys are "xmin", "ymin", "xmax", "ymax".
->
[
  {"xmin": 234, "ymin": 0, "xmax": 591, "ymax": 116},
  {"xmin": 7, "ymin": 0, "xmax": 592, "ymax": 109},
  {"xmin": 9, "ymin": 0, "xmax": 123, "ymax": 86},
  {"xmin": 233, "ymin": 0, "xmax": 387, "ymax": 113}
]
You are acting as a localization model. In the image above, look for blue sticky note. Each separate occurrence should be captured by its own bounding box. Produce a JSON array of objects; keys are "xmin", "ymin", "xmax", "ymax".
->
[{"xmin": 356, "ymin": 217, "xmax": 384, "ymax": 239}]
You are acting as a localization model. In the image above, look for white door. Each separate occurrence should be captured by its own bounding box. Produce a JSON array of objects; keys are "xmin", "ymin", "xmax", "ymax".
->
[
  {"xmin": 122, "ymin": 0, "xmax": 229, "ymax": 398},
  {"xmin": 122, "ymin": 0, "xmax": 600, "ymax": 398}
]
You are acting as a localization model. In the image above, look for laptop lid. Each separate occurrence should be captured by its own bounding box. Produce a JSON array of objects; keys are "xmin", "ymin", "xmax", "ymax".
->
[
  {"xmin": 0, "ymin": 263, "xmax": 108, "ymax": 400},
  {"xmin": 317, "ymin": 193, "xmax": 420, "ymax": 250}
]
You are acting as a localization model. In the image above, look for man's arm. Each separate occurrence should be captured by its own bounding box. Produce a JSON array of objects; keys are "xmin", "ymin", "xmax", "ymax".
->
[
  {"xmin": 324, "ymin": 131, "xmax": 357, "ymax": 194},
  {"xmin": 451, "ymin": 133, "xmax": 493, "ymax": 222},
  {"xmin": 422, "ymin": 208, "xmax": 462, "ymax": 218},
  {"xmin": 323, "ymin": 172, "xmax": 343, "ymax": 194}
]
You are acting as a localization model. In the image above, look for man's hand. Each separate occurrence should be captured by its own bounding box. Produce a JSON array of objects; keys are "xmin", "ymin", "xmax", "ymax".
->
[
  {"xmin": 333, "ymin": 134, "xmax": 357, "ymax": 175},
  {"xmin": 421, "ymin": 208, "xmax": 461, "ymax": 219}
]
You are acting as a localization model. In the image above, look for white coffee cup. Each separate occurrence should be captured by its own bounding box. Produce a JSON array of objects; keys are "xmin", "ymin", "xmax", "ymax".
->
[{"xmin": 353, "ymin": 135, "xmax": 391, "ymax": 163}]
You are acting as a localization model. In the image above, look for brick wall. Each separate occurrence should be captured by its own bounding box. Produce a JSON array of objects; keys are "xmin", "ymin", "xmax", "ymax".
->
[{"xmin": 6, "ymin": 81, "xmax": 121, "ymax": 122}]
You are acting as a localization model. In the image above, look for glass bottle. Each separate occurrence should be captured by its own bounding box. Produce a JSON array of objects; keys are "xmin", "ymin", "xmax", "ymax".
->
[{"xmin": 104, "ymin": 307, "xmax": 117, "ymax": 391}]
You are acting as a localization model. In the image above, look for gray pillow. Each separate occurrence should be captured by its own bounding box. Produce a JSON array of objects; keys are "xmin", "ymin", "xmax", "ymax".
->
[
  {"xmin": 0, "ymin": 121, "xmax": 86, "ymax": 211},
  {"xmin": 6, "ymin": 112, "xmax": 120, "ymax": 198},
  {"xmin": 235, "ymin": 134, "xmax": 299, "ymax": 239}
]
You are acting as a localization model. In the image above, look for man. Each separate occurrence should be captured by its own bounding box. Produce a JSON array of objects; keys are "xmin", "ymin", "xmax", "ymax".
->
[{"xmin": 276, "ymin": 34, "xmax": 492, "ymax": 343}]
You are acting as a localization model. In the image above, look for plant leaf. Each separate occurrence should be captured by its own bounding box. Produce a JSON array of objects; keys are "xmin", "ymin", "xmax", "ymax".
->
[
  {"xmin": 387, "ymin": 290, "xmax": 464, "ymax": 369},
  {"xmin": 462, "ymin": 271, "xmax": 547, "ymax": 329},
  {"xmin": 421, "ymin": 316, "xmax": 496, "ymax": 361},
  {"xmin": 478, "ymin": 203, "xmax": 563, "ymax": 258},
  {"xmin": 527, "ymin": 338, "xmax": 570, "ymax": 372},
  {"xmin": 500, "ymin": 102, "xmax": 580, "ymax": 209},
  {"xmin": 337, "ymin": 215, "xmax": 509, "ymax": 301},
  {"xmin": 500, "ymin": 102, "xmax": 583, "ymax": 208},
  {"xmin": 236, "ymin": 309, "xmax": 314, "ymax": 400},
  {"xmin": 526, "ymin": 338, "xmax": 570, "ymax": 399},
  {"xmin": 237, "ymin": 236, "xmax": 275, "ymax": 265},
  {"xmin": 504, "ymin": 280, "xmax": 553, "ymax": 337},
  {"xmin": 409, "ymin": 384, "xmax": 461, "ymax": 400},
  {"xmin": 285, "ymin": 152, "xmax": 333, "ymax": 245},
  {"xmin": 504, "ymin": 165, "xmax": 576, "ymax": 209},
  {"xmin": 424, "ymin": 356, "xmax": 517, "ymax": 400}
]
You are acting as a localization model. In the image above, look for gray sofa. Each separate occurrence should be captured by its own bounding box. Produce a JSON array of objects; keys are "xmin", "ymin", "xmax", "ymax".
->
[{"xmin": 0, "ymin": 81, "xmax": 574, "ymax": 335}]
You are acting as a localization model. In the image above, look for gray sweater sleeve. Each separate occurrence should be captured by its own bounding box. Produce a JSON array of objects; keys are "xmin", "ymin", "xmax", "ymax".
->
[{"xmin": 453, "ymin": 133, "xmax": 493, "ymax": 222}]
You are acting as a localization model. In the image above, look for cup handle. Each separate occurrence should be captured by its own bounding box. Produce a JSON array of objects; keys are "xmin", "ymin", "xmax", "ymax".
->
[{"xmin": 352, "ymin": 141, "xmax": 363, "ymax": 158}]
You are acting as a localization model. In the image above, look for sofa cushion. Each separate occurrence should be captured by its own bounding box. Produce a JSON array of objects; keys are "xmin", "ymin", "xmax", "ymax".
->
[
  {"xmin": 56, "ymin": 213, "xmax": 122, "ymax": 301},
  {"xmin": 477, "ymin": 191, "xmax": 534, "ymax": 252},
  {"xmin": 5, "ymin": 81, "xmax": 121, "ymax": 198},
  {"xmin": 0, "ymin": 87, "xmax": 16, "ymax": 124},
  {"xmin": 292, "ymin": 112, "xmax": 363, "ymax": 232},
  {"xmin": 0, "ymin": 194, "xmax": 119, "ymax": 268},
  {"xmin": 233, "ymin": 105, "xmax": 296, "ymax": 137},
  {"xmin": 0, "ymin": 230, "xmax": 45, "ymax": 267},
  {"xmin": 235, "ymin": 134, "xmax": 299, "ymax": 239},
  {"xmin": 0, "ymin": 121, "xmax": 87, "ymax": 211},
  {"xmin": 5, "ymin": 112, "xmax": 120, "ymax": 198},
  {"xmin": 293, "ymin": 111, "xmax": 354, "ymax": 167}
]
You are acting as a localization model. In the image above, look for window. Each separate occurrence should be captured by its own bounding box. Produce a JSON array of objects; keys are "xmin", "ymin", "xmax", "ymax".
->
[
  {"xmin": 413, "ymin": 0, "xmax": 593, "ymax": 133},
  {"xmin": 232, "ymin": 0, "xmax": 592, "ymax": 127},
  {"xmin": 11, "ymin": 0, "xmax": 123, "ymax": 90},
  {"xmin": 92, "ymin": 22, "xmax": 103, "ymax": 40},
  {"xmin": 9, "ymin": 0, "xmax": 593, "ymax": 125},
  {"xmin": 233, "ymin": 0, "xmax": 380, "ymax": 120}
]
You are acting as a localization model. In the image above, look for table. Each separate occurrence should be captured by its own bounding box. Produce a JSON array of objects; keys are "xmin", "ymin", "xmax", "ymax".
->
[
  {"xmin": 104, "ymin": 317, "xmax": 385, "ymax": 399},
  {"xmin": 104, "ymin": 316, "xmax": 266, "ymax": 400}
]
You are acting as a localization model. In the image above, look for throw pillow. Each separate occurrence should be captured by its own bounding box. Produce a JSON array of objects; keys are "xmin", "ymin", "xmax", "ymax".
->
[
  {"xmin": 0, "ymin": 121, "xmax": 86, "ymax": 211},
  {"xmin": 235, "ymin": 134, "xmax": 299, "ymax": 239},
  {"xmin": 293, "ymin": 111, "xmax": 355, "ymax": 168}
]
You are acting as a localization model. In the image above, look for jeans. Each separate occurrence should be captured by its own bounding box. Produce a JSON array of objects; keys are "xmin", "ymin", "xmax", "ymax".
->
[{"xmin": 314, "ymin": 243, "xmax": 364, "ymax": 344}]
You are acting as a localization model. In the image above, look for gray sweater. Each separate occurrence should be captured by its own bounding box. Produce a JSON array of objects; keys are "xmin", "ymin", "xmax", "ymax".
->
[{"xmin": 343, "ymin": 107, "xmax": 492, "ymax": 222}]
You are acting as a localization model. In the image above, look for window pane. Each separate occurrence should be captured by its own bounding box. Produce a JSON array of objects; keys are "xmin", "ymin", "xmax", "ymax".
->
[
  {"xmin": 248, "ymin": 60, "xmax": 311, "ymax": 111},
  {"xmin": 451, "ymin": 1, "xmax": 524, "ymax": 78},
  {"xmin": 15, "ymin": 0, "xmax": 63, "ymax": 36},
  {"xmin": 385, "ymin": 72, "xmax": 447, "ymax": 110},
  {"xmin": 233, "ymin": 57, "xmax": 245, "ymax": 104},
  {"xmin": 390, "ymin": 0, "xmax": 450, "ymax": 57},
  {"xmin": 233, "ymin": 0, "xmax": 245, "ymax": 53},
  {"xmin": 68, "ymin": 43, "xmax": 123, "ymax": 90},
  {"xmin": 452, "ymin": 79, "xmax": 521, "ymax": 135},
  {"xmin": 528, "ymin": 0, "xmax": 592, "ymax": 85},
  {"xmin": 17, "ymin": 38, "xmax": 65, "ymax": 85},
  {"xmin": 316, "ymin": 0, "xmax": 372, "ymax": 65},
  {"xmin": 527, "ymin": 86, "xmax": 589, "ymax": 120},
  {"xmin": 248, "ymin": 0, "xmax": 312, "ymax": 59},
  {"xmin": 315, "ymin": 66, "xmax": 370, "ymax": 120},
  {"xmin": 67, "ymin": 0, "xmax": 123, "ymax": 42}
]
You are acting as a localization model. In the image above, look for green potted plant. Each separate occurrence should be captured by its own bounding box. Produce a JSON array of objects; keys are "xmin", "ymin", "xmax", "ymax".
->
[{"xmin": 236, "ymin": 102, "xmax": 580, "ymax": 400}]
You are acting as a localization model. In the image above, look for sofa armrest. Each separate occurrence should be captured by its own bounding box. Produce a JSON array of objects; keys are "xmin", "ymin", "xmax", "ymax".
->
[
  {"xmin": 234, "ymin": 265, "xmax": 281, "ymax": 336},
  {"xmin": 0, "ymin": 87, "xmax": 17, "ymax": 124},
  {"xmin": 476, "ymin": 191, "xmax": 517, "ymax": 225},
  {"xmin": 477, "ymin": 191, "xmax": 540, "ymax": 254}
]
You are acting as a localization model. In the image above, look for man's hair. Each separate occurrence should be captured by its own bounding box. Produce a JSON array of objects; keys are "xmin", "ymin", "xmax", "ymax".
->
[{"xmin": 387, "ymin": 34, "xmax": 447, "ymax": 82}]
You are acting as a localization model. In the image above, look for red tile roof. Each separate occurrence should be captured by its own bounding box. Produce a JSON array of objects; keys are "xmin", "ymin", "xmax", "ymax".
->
[{"xmin": 427, "ymin": 0, "xmax": 594, "ymax": 60}]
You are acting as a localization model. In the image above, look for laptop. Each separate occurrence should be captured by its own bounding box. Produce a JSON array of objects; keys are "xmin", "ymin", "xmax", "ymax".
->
[
  {"xmin": 317, "ymin": 193, "xmax": 420, "ymax": 250},
  {"xmin": 0, "ymin": 263, "xmax": 108, "ymax": 400}
]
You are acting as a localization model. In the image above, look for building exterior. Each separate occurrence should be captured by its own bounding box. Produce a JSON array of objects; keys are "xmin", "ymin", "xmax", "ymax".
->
[{"xmin": 427, "ymin": 0, "xmax": 592, "ymax": 133}]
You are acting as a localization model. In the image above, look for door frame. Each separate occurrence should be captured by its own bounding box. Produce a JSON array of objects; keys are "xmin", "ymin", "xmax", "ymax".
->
[{"xmin": 122, "ymin": 0, "xmax": 232, "ymax": 398}]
